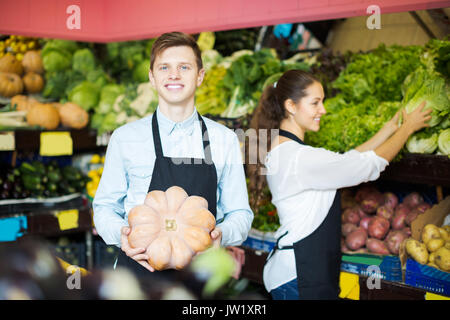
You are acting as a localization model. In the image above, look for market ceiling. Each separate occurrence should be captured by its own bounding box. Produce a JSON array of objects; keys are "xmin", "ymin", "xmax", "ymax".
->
[{"xmin": 0, "ymin": 0, "xmax": 448, "ymax": 42}]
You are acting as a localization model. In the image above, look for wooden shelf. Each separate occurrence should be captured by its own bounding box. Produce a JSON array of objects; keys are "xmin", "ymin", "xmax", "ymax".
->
[
  {"xmin": 380, "ymin": 153, "xmax": 450, "ymax": 187},
  {"xmin": 0, "ymin": 128, "xmax": 105, "ymax": 153}
]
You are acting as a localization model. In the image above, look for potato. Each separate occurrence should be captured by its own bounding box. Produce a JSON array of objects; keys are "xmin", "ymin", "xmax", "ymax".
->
[
  {"xmin": 438, "ymin": 227, "xmax": 449, "ymax": 242},
  {"xmin": 427, "ymin": 262, "xmax": 439, "ymax": 269},
  {"xmin": 446, "ymin": 241, "xmax": 450, "ymax": 250},
  {"xmin": 406, "ymin": 239, "xmax": 428, "ymax": 265},
  {"xmin": 421, "ymin": 224, "xmax": 441, "ymax": 244},
  {"xmin": 443, "ymin": 225, "xmax": 450, "ymax": 234},
  {"xmin": 426, "ymin": 238, "xmax": 445, "ymax": 252},
  {"xmin": 366, "ymin": 238, "xmax": 390, "ymax": 255},
  {"xmin": 434, "ymin": 247, "xmax": 450, "ymax": 272},
  {"xmin": 428, "ymin": 251, "xmax": 436, "ymax": 263}
]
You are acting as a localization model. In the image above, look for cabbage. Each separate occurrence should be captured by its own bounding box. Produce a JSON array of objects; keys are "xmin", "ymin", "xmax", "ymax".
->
[
  {"xmin": 42, "ymin": 49, "xmax": 72, "ymax": 72},
  {"xmin": 68, "ymin": 81, "xmax": 100, "ymax": 111},
  {"xmin": 403, "ymin": 71, "xmax": 449, "ymax": 127},
  {"xmin": 132, "ymin": 60, "xmax": 150, "ymax": 83},
  {"xmin": 406, "ymin": 133, "xmax": 439, "ymax": 154},
  {"xmin": 438, "ymin": 128, "xmax": 450, "ymax": 155},
  {"xmin": 41, "ymin": 39, "xmax": 79, "ymax": 72},
  {"xmin": 72, "ymin": 48, "xmax": 96, "ymax": 75}
]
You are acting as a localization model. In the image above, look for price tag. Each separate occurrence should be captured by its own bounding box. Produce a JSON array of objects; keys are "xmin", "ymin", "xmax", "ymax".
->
[
  {"xmin": 55, "ymin": 209, "xmax": 79, "ymax": 231},
  {"xmin": 425, "ymin": 292, "xmax": 450, "ymax": 300},
  {"xmin": 0, "ymin": 131, "xmax": 15, "ymax": 151},
  {"xmin": 339, "ymin": 272, "xmax": 360, "ymax": 300},
  {"xmin": 40, "ymin": 132, "xmax": 73, "ymax": 156}
]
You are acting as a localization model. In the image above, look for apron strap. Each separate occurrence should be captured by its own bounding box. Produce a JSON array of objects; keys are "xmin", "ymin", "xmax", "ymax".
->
[
  {"xmin": 266, "ymin": 230, "xmax": 293, "ymax": 262},
  {"xmin": 152, "ymin": 111, "xmax": 213, "ymax": 163},
  {"xmin": 197, "ymin": 113, "xmax": 213, "ymax": 164},
  {"xmin": 278, "ymin": 129, "xmax": 306, "ymax": 145},
  {"xmin": 152, "ymin": 112, "xmax": 164, "ymax": 158}
]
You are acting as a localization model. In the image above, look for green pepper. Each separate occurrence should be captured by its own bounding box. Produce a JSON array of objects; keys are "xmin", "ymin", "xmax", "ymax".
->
[
  {"xmin": 22, "ymin": 175, "xmax": 42, "ymax": 191},
  {"xmin": 19, "ymin": 162, "xmax": 37, "ymax": 176},
  {"xmin": 31, "ymin": 161, "xmax": 46, "ymax": 176},
  {"xmin": 47, "ymin": 169, "xmax": 62, "ymax": 183}
]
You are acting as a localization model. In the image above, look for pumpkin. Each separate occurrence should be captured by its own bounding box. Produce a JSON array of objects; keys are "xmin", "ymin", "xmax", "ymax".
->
[
  {"xmin": 21, "ymin": 50, "xmax": 44, "ymax": 74},
  {"xmin": 23, "ymin": 72, "xmax": 44, "ymax": 94},
  {"xmin": 27, "ymin": 102, "xmax": 60, "ymax": 130},
  {"xmin": 0, "ymin": 54, "xmax": 24, "ymax": 75},
  {"xmin": 128, "ymin": 186, "xmax": 216, "ymax": 271},
  {"xmin": 58, "ymin": 102, "xmax": 89, "ymax": 129},
  {"xmin": 10, "ymin": 95, "xmax": 38, "ymax": 113},
  {"xmin": 0, "ymin": 72, "xmax": 24, "ymax": 97}
]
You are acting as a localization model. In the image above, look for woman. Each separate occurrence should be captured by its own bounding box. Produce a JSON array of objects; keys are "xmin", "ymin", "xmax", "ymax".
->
[{"xmin": 247, "ymin": 70, "xmax": 431, "ymax": 300}]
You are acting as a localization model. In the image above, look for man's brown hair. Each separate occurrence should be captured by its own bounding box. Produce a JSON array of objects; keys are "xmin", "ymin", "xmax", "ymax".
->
[{"xmin": 150, "ymin": 32, "xmax": 203, "ymax": 71}]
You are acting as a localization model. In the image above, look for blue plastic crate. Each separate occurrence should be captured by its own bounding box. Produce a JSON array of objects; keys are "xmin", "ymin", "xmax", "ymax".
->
[
  {"xmin": 242, "ymin": 236, "xmax": 275, "ymax": 252},
  {"xmin": 340, "ymin": 254, "xmax": 402, "ymax": 282},
  {"xmin": 405, "ymin": 258, "xmax": 450, "ymax": 296}
]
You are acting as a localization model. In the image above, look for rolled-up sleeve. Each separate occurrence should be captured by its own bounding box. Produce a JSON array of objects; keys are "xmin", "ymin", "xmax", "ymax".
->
[
  {"xmin": 294, "ymin": 147, "xmax": 389, "ymax": 190},
  {"xmin": 216, "ymin": 134, "xmax": 254, "ymax": 246},
  {"xmin": 92, "ymin": 132, "xmax": 129, "ymax": 247}
]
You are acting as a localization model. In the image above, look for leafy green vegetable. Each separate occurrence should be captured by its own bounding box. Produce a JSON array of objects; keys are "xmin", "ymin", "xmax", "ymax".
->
[
  {"xmin": 403, "ymin": 71, "xmax": 449, "ymax": 127},
  {"xmin": 41, "ymin": 39, "xmax": 79, "ymax": 72},
  {"xmin": 190, "ymin": 247, "xmax": 235, "ymax": 297},
  {"xmin": 72, "ymin": 48, "xmax": 96, "ymax": 75},
  {"xmin": 68, "ymin": 81, "xmax": 100, "ymax": 111},
  {"xmin": 42, "ymin": 49, "xmax": 72, "ymax": 72},
  {"xmin": 132, "ymin": 60, "xmax": 150, "ymax": 83},
  {"xmin": 406, "ymin": 131, "xmax": 439, "ymax": 154}
]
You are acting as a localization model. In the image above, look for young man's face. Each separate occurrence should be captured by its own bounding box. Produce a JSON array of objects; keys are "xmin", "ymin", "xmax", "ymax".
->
[{"xmin": 149, "ymin": 46, "xmax": 204, "ymax": 108}]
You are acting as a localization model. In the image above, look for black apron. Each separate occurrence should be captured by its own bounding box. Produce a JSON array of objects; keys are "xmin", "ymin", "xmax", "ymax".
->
[
  {"xmin": 116, "ymin": 111, "xmax": 218, "ymax": 277},
  {"xmin": 266, "ymin": 129, "xmax": 341, "ymax": 300}
]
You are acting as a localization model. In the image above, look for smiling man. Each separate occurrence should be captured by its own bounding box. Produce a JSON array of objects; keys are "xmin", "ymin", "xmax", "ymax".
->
[{"xmin": 93, "ymin": 32, "xmax": 253, "ymax": 275}]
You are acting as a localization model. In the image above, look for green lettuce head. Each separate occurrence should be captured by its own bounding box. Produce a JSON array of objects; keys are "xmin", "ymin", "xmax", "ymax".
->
[
  {"xmin": 403, "ymin": 73, "xmax": 450, "ymax": 127},
  {"xmin": 406, "ymin": 132, "xmax": 439, "ymax": 154},
  {"xmin": 68, "ymin": 81, "xmax": 100, "ymax": 111},
  {"xmin": 72, "ymin": 48, "xmax": 96, "ymax": 75}
]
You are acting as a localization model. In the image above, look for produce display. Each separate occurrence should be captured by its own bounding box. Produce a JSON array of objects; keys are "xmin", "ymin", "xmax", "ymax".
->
[
  {"xmin": 85, "ymin": 154, "xmax": 105, "ymax": 199},
  {"xmin": 128, "ymin": 186, "xmax": 216, "ymax": 270},
  {"xmin": 305, "ymin": 39, "xmax": 450, "ymax": 156},
  {"xmin": 405, "ymin": 224, "xmax": 450, "ymax": 272},
  {"xmin": 0, "ymin": 161, "xmax": 90, "ymax": 199},
  {"xmin": 341, "ymin": 185, "xmax": 433, "ymax": 256}
]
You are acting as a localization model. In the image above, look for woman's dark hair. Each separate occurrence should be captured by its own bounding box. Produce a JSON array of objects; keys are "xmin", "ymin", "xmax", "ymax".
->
[{"xmin": 247, "ymin": 70, "xmax": 319, "ymax": 210}]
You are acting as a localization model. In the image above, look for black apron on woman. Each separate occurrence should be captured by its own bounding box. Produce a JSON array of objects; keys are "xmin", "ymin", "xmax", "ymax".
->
[
  {"xmin": 115, "ymin": 112, "xmax": 218, "ymax": 278},
  {"xmin": 266, "ymin": 129, "xmax": 341, "ymax": 300}
]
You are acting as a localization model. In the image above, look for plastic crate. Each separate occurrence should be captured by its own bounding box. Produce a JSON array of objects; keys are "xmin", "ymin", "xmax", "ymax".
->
[
  {"xmin": 94, "ymin": 239, "xmax": 119, "ymax": 269},
  {"xmin": 340, "ymin": 253, "xmax": 402, "ymax": 282},
  {"xmin": 242, "ymin": 229, "xmax": 276, "ymax": 252},
  {"xmin": 405, "ymin": 258, "xmax": 450, "ymax": 296},
  {"xmin": 53, "ymin": 242, "xmax": 86, "ymax": 269}
]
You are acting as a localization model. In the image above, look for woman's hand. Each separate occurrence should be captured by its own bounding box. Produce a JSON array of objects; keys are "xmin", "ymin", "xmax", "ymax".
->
[
  {"xmin": 120, "ymin": 226, "xmax": 154, "ymax": 272},
  {"xmin": 374, "ymin": 101, "xmax": 432, "ymax": 162},
  {"xmin": 384, "ymin": 108, "xmax": 402, "ymax": 133},
  {"xmin": 401, "ymin": 101, "xmax": 432, "ymax": 135}
]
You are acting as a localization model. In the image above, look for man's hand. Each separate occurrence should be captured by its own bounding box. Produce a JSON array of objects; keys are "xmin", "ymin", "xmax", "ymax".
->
[
  {"xmin": 120, "ymin": 226, "xmax": 154, "ymax": 272},
  {"xmin": 210, "ymin": 227, "xmax": 222, "ymax": 248}
]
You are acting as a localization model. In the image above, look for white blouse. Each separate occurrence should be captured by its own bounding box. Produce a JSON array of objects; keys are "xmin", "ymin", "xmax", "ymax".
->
[{"xmin": 262, "ymin": 141, "xmax": 389, "ymax": 292}]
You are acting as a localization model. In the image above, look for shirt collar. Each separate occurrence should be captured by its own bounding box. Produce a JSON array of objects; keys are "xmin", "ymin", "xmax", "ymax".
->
[{"xmin": 156, "ymin": 107, "xmax": 198, "ymax": 136}]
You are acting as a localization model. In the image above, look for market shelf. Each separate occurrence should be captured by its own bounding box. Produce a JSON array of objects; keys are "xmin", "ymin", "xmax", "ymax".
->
[
  {"xmin": 0, "ymin": 194, "xmax": 93, "ymax": 239},
  {"xmin": 238, "ymin": 246, "xmax": 449, "ymax": 300},
  {"xmin": 379, "ymin": 153, "xmax": 450, "ymax": 187}
]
